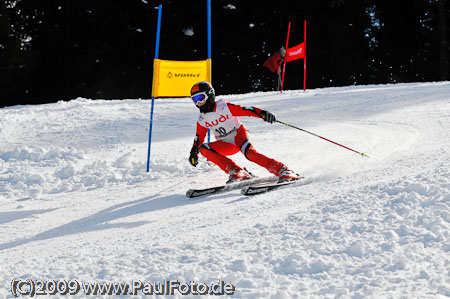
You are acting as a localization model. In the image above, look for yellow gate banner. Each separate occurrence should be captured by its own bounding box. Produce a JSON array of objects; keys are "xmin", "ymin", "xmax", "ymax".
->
[{"xmin": 152, "ymin": 59, "xmax": 212, "ymax": 97}]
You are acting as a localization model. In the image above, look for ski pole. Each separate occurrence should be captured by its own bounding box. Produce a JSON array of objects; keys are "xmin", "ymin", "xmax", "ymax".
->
[{"xmin": 276, "ymin": 120, "xmax": 369, "ymax": 158}]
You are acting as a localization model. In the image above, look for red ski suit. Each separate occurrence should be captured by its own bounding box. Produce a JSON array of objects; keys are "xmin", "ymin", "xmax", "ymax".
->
[{"xmin": 193, "ymin": 99, "xmax": 284, "ymax": 175}]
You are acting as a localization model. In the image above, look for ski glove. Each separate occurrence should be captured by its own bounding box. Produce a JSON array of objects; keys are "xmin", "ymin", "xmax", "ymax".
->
[
  {"xmin": 189, "ymin": 145, "xmax": 199, "ymax": 167},
  {"xmin": 260, "ymin": 110, "xmax": 276, "ymax": 124}
]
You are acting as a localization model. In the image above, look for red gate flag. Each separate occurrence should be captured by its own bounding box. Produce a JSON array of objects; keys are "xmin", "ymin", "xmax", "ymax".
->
[
  {"xmin": 285, "ymin": 42, "xmax": 305, "ymax": 62},
  {"xmin": 281, "ymin": 20, "xmax": 307, "ymax": 92}
]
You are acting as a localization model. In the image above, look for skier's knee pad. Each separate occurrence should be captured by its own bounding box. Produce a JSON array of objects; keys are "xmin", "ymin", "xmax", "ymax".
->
[{"xmin": 240, "ymin": 140, "xmax": 253, "ymax": 159}]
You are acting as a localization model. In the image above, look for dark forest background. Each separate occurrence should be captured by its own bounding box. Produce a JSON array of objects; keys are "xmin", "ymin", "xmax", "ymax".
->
[{"xmin": 1, "ymin": 0, "xmax": 449, "ymax": 108}]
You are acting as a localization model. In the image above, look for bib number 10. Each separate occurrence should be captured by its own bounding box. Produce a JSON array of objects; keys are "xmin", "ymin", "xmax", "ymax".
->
[{"xmin": 215, "ymin": 127, "xmax": 227, "ymax": 137}]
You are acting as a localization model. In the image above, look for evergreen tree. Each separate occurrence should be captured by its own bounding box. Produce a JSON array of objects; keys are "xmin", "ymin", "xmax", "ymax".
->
[
  {"xmin": 0, "ymin": 1, "xmax": 34, "ymax": 107},
  {"xmin": 0, "ymin": 0, "xmax": 449, "ymax": 106}
]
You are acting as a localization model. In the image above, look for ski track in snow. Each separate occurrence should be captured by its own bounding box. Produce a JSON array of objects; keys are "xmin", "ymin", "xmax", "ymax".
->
[{"xmin": 1, "ymin": 82, "xmax": 450, "ymax": 298}]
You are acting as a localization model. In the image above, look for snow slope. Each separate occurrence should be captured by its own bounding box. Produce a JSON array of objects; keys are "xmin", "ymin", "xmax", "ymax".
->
[{"xmin": 1, "ymin": 82, "xmax": 450, "ymax": 298}]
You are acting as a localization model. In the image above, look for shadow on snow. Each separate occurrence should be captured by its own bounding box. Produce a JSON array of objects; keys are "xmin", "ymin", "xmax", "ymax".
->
[{"xmin": 0, "ymin": 189, "xmax": 244, "ymax": 251}]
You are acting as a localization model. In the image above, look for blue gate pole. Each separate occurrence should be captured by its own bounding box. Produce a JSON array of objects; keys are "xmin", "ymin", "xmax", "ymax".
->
[
  {"xmin": 207, "ymin": 0, "xmax": 211, "ymax": 143},
  {"xmin": 146, "ymin": 4, "xmax": 162, "ymax": 172},
  {"xmin": 207, "ymin": 0, "xmax": 211, "ymax": 59}
]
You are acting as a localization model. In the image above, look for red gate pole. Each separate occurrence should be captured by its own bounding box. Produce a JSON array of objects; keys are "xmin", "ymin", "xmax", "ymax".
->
[
  {"xmin": 281, "ymin": 22, "xmax": 291, "ymax": 93},
  {"xmin": 303, "ymin": 20, "xmax": 307, "ymax": 91}
]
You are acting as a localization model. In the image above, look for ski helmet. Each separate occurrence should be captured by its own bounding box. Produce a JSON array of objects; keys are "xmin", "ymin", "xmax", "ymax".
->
[{"xmin": 190, "ymin": 81, "xmax": 215, "ymax": 113}]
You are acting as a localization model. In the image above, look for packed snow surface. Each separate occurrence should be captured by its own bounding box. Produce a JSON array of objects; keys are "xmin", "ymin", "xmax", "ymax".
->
[{"xmin": 1, "ymin": 82, "xmax": 450, "ymax": 298}]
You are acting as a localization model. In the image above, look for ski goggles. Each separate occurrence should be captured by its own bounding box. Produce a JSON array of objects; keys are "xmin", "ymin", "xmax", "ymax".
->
[{"xmin": 191, "ymin": 92, "xmax": 208, "ymax": 105}]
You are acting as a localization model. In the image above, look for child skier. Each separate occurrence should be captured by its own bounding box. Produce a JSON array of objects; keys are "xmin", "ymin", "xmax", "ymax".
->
[{"xmin": 188, "ymin": 81, "xmax": 300, "ymax": 183}]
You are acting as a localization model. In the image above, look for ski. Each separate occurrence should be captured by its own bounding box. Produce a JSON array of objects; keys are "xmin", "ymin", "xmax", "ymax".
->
[
  {"xmin": 186, "ymin": 176, "xmax": 278, "ymax": 198},
  {"xmin": 241, "ymin": 178, "xmax": 305, "ymax": 196}
]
